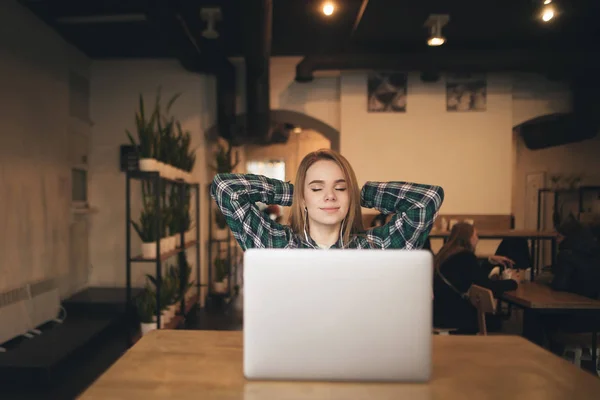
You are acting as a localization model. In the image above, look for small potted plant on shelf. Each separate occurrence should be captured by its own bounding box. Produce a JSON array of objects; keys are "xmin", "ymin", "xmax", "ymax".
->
[
  {"xmin": 213, "ymin": 209, "xmax": 229, "ymax": 240},
  {"xmin": 126, "ymin": 94, "xmax": 159, "ymax": 173},
  {"xmin": 213, "ymin": 257, "xmax": 230, "ymax": 294},
  {"xmin": 131, "ymin": 204, "xmax": 159, "ymax": 258},
  {"xmin": 137, "ymin": 286, "xmax": 158, "ymax": 335},
  {"xmin": 145, "ymin": 272, "xmax": 176, "ymax": 328}
]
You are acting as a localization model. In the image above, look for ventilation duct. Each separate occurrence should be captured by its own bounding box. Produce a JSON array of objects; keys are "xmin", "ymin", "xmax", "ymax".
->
[
  {"xmin": 240, "ymin": 0, "xmax": 278, "ymax": 145},
  {"xmin": 517, "ymin": 74, "xmax": 599, "ymax": 150},
  {"xmin": 145, "ymin": 1, "xmax": 237, "ymax": 142},
  {"xmin": 294, "ymin": 50, "xmax": 588, "ymax": 82}
]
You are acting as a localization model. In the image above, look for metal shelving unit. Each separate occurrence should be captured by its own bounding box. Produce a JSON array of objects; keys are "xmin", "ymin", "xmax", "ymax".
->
[
  {"xmin": 125, "ymin": 170, "xmax": 201, "ymax": 332},
  {"xmin": 206, "ymin": 184, "xmax": 238, "ymax": 303},
  {"xmin": 537, "ymin": 186, "xmax": 600, "ymax": 231}
]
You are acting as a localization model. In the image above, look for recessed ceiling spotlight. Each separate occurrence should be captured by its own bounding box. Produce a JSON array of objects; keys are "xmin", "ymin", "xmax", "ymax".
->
[
  {"xmin": 424, "ymin": 14, "xmax": 450, "ymax": 46},
  {"xmin": 541, "ymin": 6, "xmax": 554, "ymax": 22},
  {"xmin": 322, "ymin": 2, "xmax": 335, "ymax": 16}
]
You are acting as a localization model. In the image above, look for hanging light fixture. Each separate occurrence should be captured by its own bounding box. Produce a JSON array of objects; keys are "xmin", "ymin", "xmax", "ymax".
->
[{"xmin": 424, "ymin": 14, "xmax": 450, "ymax": 47}]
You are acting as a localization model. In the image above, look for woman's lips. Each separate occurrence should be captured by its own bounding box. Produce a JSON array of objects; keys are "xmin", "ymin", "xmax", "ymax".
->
[{"xmin": 320, "ymin": 207, "xmax": 340, "ymax": 213}]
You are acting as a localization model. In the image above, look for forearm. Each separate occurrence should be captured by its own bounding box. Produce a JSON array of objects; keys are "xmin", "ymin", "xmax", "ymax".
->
[
  {"xmin": 211, "ymin": 173, "xmax": 294, "ymax": 209},
  {"xmin": 362, "ymin": 181, "xmax": 444, "ymax": 249},
  {"xmin": 361, "ymin": 181, "xmax": 444, "ymax": 218}
]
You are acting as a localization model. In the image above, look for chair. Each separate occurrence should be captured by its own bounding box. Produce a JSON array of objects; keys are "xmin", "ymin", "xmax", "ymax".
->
[{"xmin": 467, "ymin": 285, "xmax": 497, "ymax": 335}]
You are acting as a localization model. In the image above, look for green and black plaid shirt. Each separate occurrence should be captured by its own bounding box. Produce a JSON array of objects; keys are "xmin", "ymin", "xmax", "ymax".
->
[{"xmin": 210, "ymin": 173, "xmax": 444, "ymax": 250}]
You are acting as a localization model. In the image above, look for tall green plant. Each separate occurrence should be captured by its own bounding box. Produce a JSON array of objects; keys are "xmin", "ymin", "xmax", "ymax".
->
[
  {"xmin": 212, "ymin": 141, "xmax": 239, "ymax": 173},
  {"xmin": 126, "ymin": 94, "xmax": 159, "ymax": 159},
  {"xmin": 136, "ymin": 286, "xmax": 157, "ymax": 323},
  {"xmin": 214, "ymin": 258, "xmax": 229, "ymax": 282},
  {"xmin": 131, "ymin": 204, "xmax": 159, "ymax": 243}
]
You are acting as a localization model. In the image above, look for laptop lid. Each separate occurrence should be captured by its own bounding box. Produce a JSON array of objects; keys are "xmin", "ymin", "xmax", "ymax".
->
[{"xmin": 243, "ymin": 248, "xmax": 433, "ymax": 382}]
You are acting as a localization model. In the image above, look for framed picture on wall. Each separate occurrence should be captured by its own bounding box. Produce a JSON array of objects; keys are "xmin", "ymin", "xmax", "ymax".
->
[
  {"xmin": 367, "ymin": 72, "xmax": 407, "ymax": 112},
  {"xmin": 446, "ymin": 73, "xmax": 487, "ymax": 112}
]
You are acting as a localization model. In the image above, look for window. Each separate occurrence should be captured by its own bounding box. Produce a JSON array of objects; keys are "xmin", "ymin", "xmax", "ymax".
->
[{"xmin": 246, "ymin": 160, "xmax": 285, "ymax": 181}]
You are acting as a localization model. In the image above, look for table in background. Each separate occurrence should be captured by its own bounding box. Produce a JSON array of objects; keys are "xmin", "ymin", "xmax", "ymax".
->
[
  {"xmin": 80, "ymin": 330, "xmax": 600, "ymax": 399},
  {"xmin": 502, "ymin": 282, "xmax": 600, "ymax": 372}
]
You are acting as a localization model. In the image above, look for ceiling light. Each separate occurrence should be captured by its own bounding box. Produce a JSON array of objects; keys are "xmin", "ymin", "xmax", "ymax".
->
[
  {"xmin": 322, "ymin": 2, "xmax": 335, "ymax": 16},
  {"xmin": 293, "ymin": 127, "xmax": 302, "ymax": 134},
  {"xmin": 424, "ymin": 14, "xmax": 450, "ymax": 47},
  {"xmin": 543, "ymin": 0, "xmax": 552, "ymax": 4},
  {"xmin": 200, "ymin": 7, "xmax": 222, "ymax": 39},
  {"xmin": 542, "ymin": 6, "xmax": 554, "ymax": 22},
  {"xmin": 427, "ymin": 37, "xmax": 445, "ymax": 46}
]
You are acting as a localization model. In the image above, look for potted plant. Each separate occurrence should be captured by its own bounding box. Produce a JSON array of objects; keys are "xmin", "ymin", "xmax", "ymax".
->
[
  {"xmin": 178, "ymin": 122, "xmax": 196, "ymax": 182},
  {"xmin": 213, "ymin": 257, "xmax": 230, "ymax": 294},
  {"xmin": 131, "ymin": 204, "xmax": 159, "ymax": 258},
  {"xmin": 146, "ymin": 272, "xmax": 176, "ymax": 327},
  {"xmin": 214, "ymin": 209, "xmax": 229, "ymax": 240},
  {"xmin": 136, "ymin": 286, "xmax": 158, "ymax": 335},
  {"xmin": 212, "ymin": 141, "xmax": 239, "ymax": 174},
  {"xmin": 126, "ymin": 94, "xmax": 159, "ymax": 173}
]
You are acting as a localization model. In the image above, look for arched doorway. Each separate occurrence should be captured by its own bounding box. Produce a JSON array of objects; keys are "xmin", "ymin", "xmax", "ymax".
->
[{"xmin": 204, "ymin": 109, "xmax": 340, "ymax": 152}]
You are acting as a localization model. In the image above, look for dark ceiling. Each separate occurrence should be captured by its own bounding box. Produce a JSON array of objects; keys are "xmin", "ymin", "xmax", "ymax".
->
[{"xmin": 17, "ymin": 0, "xmax": 600, "ymax": 59}]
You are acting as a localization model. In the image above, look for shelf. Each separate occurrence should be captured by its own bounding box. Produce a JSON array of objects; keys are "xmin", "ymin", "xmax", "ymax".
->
[
  {"xmin": 126, "ymin": 170, "xmax": 198, "ymax": 186},
  {"xmin": 131, "ymin": 240, "xmax": 198, "ymax": 262}
]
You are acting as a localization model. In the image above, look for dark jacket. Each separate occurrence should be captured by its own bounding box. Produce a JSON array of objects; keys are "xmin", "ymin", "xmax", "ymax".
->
[{"xmin": 433, "ymin": 251, "xmax": 518, "ymax": 332}]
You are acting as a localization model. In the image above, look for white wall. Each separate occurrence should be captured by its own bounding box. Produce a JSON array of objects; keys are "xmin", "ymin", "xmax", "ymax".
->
[
  {"xmin": 340, "ymin": 72, "xmax": 514, "ymax": 214},
  {"xmin": 89, "ymin": 60, "xmax": 216, "ymax": 291},
  {"xmin": 0, "ymin": 0, "xmax": 90, "ymax": 297}
]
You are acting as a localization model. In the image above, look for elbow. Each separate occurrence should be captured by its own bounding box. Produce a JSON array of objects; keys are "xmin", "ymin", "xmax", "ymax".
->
[
  {"xmin": 426, "ymin": 185, "xmax": 445, "ymax": 215},
  {"xmin": 210, "ymin": 173, "xmax": 231, "ymax": 200}
]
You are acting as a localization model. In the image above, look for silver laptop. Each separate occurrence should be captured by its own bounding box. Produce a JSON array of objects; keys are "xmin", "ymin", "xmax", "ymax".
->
[{"xmin": 243, "ymin": 248, "xmax": 433, "ymax": 382}]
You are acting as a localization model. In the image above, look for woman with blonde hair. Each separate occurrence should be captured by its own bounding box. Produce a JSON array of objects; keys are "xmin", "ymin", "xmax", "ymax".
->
[
  {"xmin": 211, "ymin": 148, "xmax": 444, "ymax": 250},
  {"xmin": 433, "ymin": 222, "xmax": 518, "ymax": 334}
]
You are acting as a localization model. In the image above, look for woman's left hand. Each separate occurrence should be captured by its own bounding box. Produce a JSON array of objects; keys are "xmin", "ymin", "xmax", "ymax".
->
[{"xmin": 488, "ymin": 255, "xmax": 515, "ymax": 267}]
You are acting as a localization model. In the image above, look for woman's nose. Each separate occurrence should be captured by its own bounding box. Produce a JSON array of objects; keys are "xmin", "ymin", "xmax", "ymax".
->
[{"xmin": 324, "ymin": 189, "xmax": 336, "ymax": 201}]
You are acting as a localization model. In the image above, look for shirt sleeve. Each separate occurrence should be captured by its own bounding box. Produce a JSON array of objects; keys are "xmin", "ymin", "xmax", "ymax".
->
[
  {"xmin": 362, "ymin": 181, "xmax": 444, "ymax": 249},
  {"xmin": 210, "ymin": 173, "xmax": 294, "ymax": 250}
]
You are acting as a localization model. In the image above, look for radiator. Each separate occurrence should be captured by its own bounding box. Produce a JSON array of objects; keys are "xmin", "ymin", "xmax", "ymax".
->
[
  {"xmin": 25, "ymin": 278, "xmax": 61, "ymax": 329},
  {"xmin": 0, "ymin": 286, "xmax": 31, "ymax": 346}
]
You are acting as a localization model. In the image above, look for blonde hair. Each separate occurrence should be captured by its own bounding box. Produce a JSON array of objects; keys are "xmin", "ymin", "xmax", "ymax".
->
[
  {"xmin": 288, "ymin": 149, "xmax": 364, "ymax": 246},
  {"xmin": 434, "ymin": 222, "xmax": 476, "ymax": 270}
]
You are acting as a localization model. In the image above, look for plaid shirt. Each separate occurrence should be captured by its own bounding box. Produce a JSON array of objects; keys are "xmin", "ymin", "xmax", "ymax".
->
[{"xmin": 210, "ymin": 173, "xmax": 444, "ymax": 250}]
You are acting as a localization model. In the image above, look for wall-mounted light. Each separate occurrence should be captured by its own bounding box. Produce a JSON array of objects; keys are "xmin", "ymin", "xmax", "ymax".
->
[
  {"xmin": 424, "ymin": 14, "xmax": 450, "ymax": 47},
  {"xmin": 322, "ymin": 2, "xmax": 335, "ymax": 16}
]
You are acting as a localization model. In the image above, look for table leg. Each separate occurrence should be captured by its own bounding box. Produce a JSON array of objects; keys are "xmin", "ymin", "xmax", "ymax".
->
[
  {"xmin": 529, "ymin": 239, "xmax": 537, "ymax": 281},
  {"xmin": 523, "ymin": 309, "xmax": 546, "ymax": 347}
]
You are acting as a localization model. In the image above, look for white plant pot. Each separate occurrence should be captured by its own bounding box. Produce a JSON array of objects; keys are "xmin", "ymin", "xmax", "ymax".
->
[
  {"xmin": 140, "ymin": 322, "xmax": 157, "ymax": 336},
  {"xmin": 168, "ymin": 235, "xmax": 177, "ymax": 249},
  {"xmin": 142, "ymin": 242, "xmax": 157, "ymax": 259},
  {"xmin": 213, "ymin": 280, "xmax": 228, "ymax": 294},
  {"xmin": 139, "ymin": 158, "xmax": 159, "ymax": 172},
  {"xmin": 159, "ymin": 237, "xmax": 168, "ymax": 253},
  {"xmin": 168, "ymin": 304, "xmax": 178, "ymax": 317},
  {"xmin": 156, "ymin": 161, "xmax": 166, "ymax": 177},
  {"xmin": 214, "ymin": 228, "xmax": 228, "ymax": 241},
  {"xmin": 184, "ymin": 230, "xmax": 195, "ymax": 243}
]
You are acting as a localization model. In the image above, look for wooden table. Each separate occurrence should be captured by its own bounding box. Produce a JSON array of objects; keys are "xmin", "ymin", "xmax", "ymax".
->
[
  {"xmin": 502, "ymin": 282, "xmax": 600, "ymax": 371},
  {"xmin": 503, "ymin": 282, "xmax": 600, "ymax": 310},
  {"xmin": 80, "ymin": 330, "xmax": 600, "ymax": 399}
]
